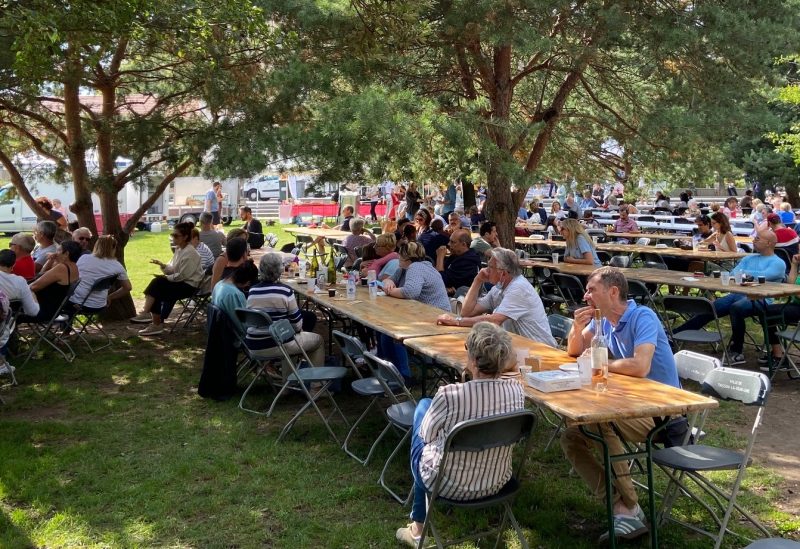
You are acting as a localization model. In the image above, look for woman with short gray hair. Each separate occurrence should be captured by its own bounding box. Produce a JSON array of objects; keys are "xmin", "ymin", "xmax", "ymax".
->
[
  {"xmin": 342, "ymin": 218, "xmax": 375, "ymax": 269},
  {"xmin": 258, "ymin": 252, "xmax": 284, "ymax": 283},
  {"xmin": 395, "ymin": 321, "xmax": 525, "ymax": 547},
  {"xmin": 246, "ymin": 253, "xmax": 324, "ymax": 367}
]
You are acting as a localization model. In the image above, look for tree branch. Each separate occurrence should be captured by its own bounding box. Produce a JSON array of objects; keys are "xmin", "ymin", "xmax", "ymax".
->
[{"xmin": 123, "ymin": 159, "xmax": 192, "ymax": 234}]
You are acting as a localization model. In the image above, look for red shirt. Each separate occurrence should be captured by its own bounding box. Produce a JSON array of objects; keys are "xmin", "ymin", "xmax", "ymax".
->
[
  {"xmin": 775, "ymin": 227, "xmax": 799, "ymax": 245},
  {"xmin": 12, "ymin": 255, "xmax": 35, "ymax": 280}
]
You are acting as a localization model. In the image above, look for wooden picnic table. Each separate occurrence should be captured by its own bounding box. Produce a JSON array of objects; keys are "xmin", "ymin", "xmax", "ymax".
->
[
  {"xmin": 523, "ymin": 259, "xmax": 800, "ymax": 300},
  {"xmin": 404, "ymin": 332, "xmax": 568, "ymax": 373},
  {"xmin": 515, "ymin": 222, "xmax": 546, "ymax": 232},
  {"xmin": 404, "ymin": 330, "xmax": 717, "ymax": 549},
  {"xmin": 516, "ymin": 239, "xmax": 749, "ymax": 261},
  {"xmin": 290, "ymin": 281, "xmax": 470, "ymax": 341},
  {"xmin": 284, "ymin": 226, "xmax": 350, "ymax": 240},
  {"xmin": 607, "ymin": 232, "xmax": 753, "ymax": 245}
]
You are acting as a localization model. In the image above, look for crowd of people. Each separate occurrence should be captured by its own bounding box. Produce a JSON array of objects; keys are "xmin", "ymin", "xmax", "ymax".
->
[{"xmin": 7, "ymin": 182, "xmax": 794, "ymax": 546}]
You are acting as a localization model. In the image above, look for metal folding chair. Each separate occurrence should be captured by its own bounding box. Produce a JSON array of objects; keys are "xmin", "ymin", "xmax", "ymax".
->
[
  {"xmin": 68, "ymin": 275, "xmax": 119, "ymax": 352},
  {"xmin": 363, "ymin": 352, "xmax": 417, "ymax": 504},
  {"xmin": 235, "ymin": 308, "xmax": 282, "ymax": 415},
  {"xmin": 418, "ymin": 410, "xmax": 537, "ymax": 549},
  {"xmin": 552, "ymin": 273, "xmax": 585, "ymax": 315},
  {"xmin": 170, "ymin": 274, "xmax": 212, "ymax": 333},
  {"xmin": 337, "ymin": 331, "xmax": 401, "ymax": 465},
  {"xmin": 547, "ymin": 313, "xmax": 573, "ymax": 349},
  {"xmin": 265, "ymin": 319, "xmax": 350, "ymax": 444},
  {"xmin": 18, "ymin": 280, "xmax": 80, "ymax": 366},
  {"xmin": 654, "ymin": 368, "xmax": 772, "ymax": 549},
  {"xmin": 0, "ymin": 300, "xmax": 20, "ymax": 389},
  {"xmin": 772, "ymin": 321, "xmax": 800, "ymax": 380},
  {"xmin": 662, "ymin": 295, "xmax": 730, "ymax": 365}
]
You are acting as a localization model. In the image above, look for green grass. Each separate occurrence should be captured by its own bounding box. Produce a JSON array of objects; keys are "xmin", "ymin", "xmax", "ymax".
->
[{"xmin": 0, "ymin": 228, "xmax": 798, "ymax": 547}]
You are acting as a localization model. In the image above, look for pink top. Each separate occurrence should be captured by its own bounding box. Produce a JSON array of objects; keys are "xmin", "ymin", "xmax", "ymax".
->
[
  {"xmin": 363, "ymin": 251, "xmax": 399, "ymax": 275},
  {"xmin": 613, "ymin": 218, "xmax": 639, "ymax": 233}
]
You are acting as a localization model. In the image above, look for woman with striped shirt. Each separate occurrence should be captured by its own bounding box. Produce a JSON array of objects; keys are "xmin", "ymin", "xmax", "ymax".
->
[{"xmin": 396, "ymin": 322, "xmax": 526, "ymax": 547}]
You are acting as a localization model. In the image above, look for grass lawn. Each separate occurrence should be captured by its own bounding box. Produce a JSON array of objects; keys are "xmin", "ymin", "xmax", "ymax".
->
[{"xmin": 0, "ymin": 225, "xmax": 798, "ymax": 547}]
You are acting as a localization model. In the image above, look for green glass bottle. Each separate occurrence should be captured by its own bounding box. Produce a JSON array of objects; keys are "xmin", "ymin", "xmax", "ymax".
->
[
  {"xmin": 309, "ymin": 249, "xmax": 319, "ymax": 278},
  {"xmin": 327, "ymin": 248, "xmax": 337, "ymax": 285}
]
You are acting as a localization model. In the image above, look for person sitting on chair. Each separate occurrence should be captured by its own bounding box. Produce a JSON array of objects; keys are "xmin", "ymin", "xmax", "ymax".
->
[
  {"xmin": 240, "ymin": 206, "xmax": 265, "ymax": 250},
  {"xmin": 395, "ymin": 321, "xmax": 525, "ymax": 547},
  {"xmin": 210, "ymin": 237, "xmax": 250, "ymax": 288},
  {"xmin": 21, "ymin": 241, "xmax": 81, "ymax": 323},
  {"xmin": 470, "ymin": 221, "xmax": 500, "ymax": 258},
  {"xmin": 341, "ymin": 218, "xmax": 375, "ymax": 269},
  {"xmin": 435, "ymin": 228, "xmax": 481, "ymax": 296},
  {"xmin": 245, "ymin": 253, "xmax": 325, "ymax": 367},
  {"xmin": 0, "ymin": 249, "xmax": 39, "ymax": 317},
  {"xmin": 675, "ymin": 228, "xmax": 785, "ymax": 365},
  {"xmin": 563, "ymin": 267, "xmax": 680, "ymax": 542},
  {"xmin": 130, "ymin": 222, "xmax": 203, "ymax": 336},
  {"xmin": 198, "ymin": 212, "xmax": 226, "ymax": 258},
  {"xmin": 191, "ymin": 229, "xmax": 216, "ymax": 273},
  {"xmin": 8, "ymin": 233, "xmax": 36, "ymax": 281},
  {"xmin": 72, "ymin": 227, "xmax": 93, "ymax": 255},
  {"xmin": 436, "ymin": 248, "xmax": 556, "ymax": 347},
  {"xmin": 211, "ymin": 262, "xmax": 260, "ymax": 334},
  {"xmin": 69, "ymin": 235, "xmax": 131, "ymax": 313},
  {"xmin": 32, "ymin": 220, "xmax": 58, "ymax": 274}
]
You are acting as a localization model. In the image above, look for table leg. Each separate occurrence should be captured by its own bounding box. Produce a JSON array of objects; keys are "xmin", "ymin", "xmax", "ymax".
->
[{"xmin": 580, "ymin": 420, "xmax": 671, "ymax": 549}]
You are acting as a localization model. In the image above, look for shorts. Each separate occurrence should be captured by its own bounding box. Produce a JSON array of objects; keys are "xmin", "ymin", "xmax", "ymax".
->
[{"xmin": 211, "ymin": 211, "xmax": 221, "ymax": 225}]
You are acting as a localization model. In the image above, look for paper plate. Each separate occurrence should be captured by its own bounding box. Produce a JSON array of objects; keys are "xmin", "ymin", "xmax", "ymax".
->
[{"xmin": 559, "ymin": 363, "xmax": 579, "ymax": 372}]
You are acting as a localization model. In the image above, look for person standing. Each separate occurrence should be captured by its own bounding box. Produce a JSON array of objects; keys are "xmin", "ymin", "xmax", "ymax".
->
[
  {"xmin": 441, "ymin": 182, "xmax": 457, "ymax": 218},
  {"xmin": 367, "ymin": 184, "xmax": 380, "ymax": 222},
  {"xmin": 405, "ymin": 183, "xmax": 423, "ymax": 221},
  {"xmin": 205, "ymin": 181, "xmax": 222, "ymax": 226}
]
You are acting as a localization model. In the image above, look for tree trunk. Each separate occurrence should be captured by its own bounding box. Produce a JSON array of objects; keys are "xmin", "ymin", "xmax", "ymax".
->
[
  {"xmin": 484, "ymin": 164, "xmax": 516, "ymax": 248},
  {"xmin": 63, "ymin": 43, "xmax": 97, "ymax": 233},
  {"xmin": 97, "ymin": 190, "xmax": 136, "ymax": 319}
]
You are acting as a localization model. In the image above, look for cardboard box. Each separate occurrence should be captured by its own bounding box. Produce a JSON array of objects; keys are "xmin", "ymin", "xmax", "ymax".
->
[
  {"xmin": 525, "ymin": 370, "xmax": 582, "ymax": 393},
  {"xmin": 524, "ymin": 355, "xmax": 542, "ymax": 371}
]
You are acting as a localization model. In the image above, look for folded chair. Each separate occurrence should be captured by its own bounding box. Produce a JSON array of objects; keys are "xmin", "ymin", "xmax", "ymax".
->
[
  {"xmin": 547, "ymin": 313, "xmax": 573, "ymax": 349},
  {"xmin": 551, "ymin": 273, "xmax": 585, "ymax": 315},
  {"xmin": 68, "ymin": 275, "xmax": 119, "ymax": 352},
  {"xmin": 265, "ymin": 319, "xmax": 350, "ymax": 444},
  {"xmin": 0, "ymin": 300, "xmax": 21, "ymax": 390},
  {"xmin": 418, "ymin": 410, "xmax": 537, "ymax": 549},
  {"xmin": 18, "ymin": 280, "xmax": 80, "ymax": 366},
  {"xmin": 653, "ymin": 367, "xmax": 772, "ymax": 549},
  {"xmin": 363, "ymin": 352, "xmax": 417, "ymax": 504}
]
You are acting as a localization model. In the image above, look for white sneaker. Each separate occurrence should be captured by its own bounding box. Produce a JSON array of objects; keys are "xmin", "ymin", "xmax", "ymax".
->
[
  {"xmin": 138, "ymin": 324, "xmax": 164, "ymax": 336},
  {"xmin": 0, "ymin": 363, "xmax": 15, "ymax": 376},
  {"xmin": 131, "ymin": 312, "xmax": 152, "ymax": 324}
]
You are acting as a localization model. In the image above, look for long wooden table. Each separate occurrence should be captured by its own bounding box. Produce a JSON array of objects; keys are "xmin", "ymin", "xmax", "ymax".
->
[
  {"xmin": 516, "ymin": 239, "xmax": 749, "ymax": 261},
  {"xmin": 607, "ymin": 232, "xmax": 753, "ymax": 245},
  {"xmin": 290, "ymin": 281, "xmax": 470, "ymax": 341},
  {"xmin": 404, "ymin": 332, "xmax": 717, "ymax": 549},
  {"xmin": 284, "ymin": 226, "xmax": 350, "ymax": 240},
  {"xmin": 522, "ymin": 259, "xmax": 800, "ymax": 300}
]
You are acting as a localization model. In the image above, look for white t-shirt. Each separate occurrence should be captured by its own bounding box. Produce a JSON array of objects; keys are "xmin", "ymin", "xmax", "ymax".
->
[
  {"xmin": 0, "ymin": 270, "xmax": 39, "ymax": 316},
  {"xmin": 477, "ymin": 275, "xmax": 557, "ymax": 347},
  {"xmin": 70, "ymin": 255, "xmax": 129, "ymax": 309}
]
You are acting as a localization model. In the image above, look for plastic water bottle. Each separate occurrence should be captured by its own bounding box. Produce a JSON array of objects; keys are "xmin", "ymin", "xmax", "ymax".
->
[
  {"xmin": 299, "ymin": 260, "xmax": 307, "ymax": 279},
  {"xmin": 367, "ymin": 270, "xmax": 378, "ymax": 299},
  {"xmin": 346, "ymin": 271, "xmax": 357, "ymax": 300}
]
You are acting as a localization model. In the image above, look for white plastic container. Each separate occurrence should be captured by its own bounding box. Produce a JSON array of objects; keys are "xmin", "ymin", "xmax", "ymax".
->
[{"xmin": 367, "ymin": 270, "xmax": 378, "ymax": 299}]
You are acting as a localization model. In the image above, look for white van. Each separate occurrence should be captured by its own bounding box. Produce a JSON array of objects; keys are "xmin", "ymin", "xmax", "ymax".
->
[{"xmin": 243, "ymin": 175, "xmax": 281, "ymax": 201}]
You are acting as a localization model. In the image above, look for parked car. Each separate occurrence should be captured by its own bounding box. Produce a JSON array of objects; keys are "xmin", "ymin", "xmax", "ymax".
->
[{"xmin": 243, "ymin": 176, "xmax": 280, "ymax": 201}]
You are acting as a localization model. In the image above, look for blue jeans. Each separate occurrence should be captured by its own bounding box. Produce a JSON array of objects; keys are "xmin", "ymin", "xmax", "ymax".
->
[
  {"xmin": 410, "ymin": 398, "xmax": 432, "ymax": 523},
  {"xmin": 378, "ymin": 333, "xmax": 411, "ymax": 380},
  {"xmin": 673, "ymin": 293, "xmax": 757, "ymax": 353}
]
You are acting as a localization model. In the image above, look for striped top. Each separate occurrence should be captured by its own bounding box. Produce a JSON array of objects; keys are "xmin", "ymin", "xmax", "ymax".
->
[
  {"xmin": 419, "ymin": 379, "xmax": 526, "ymax": 500},
  {"xmin": 246, "ymin": 281, "xmax": 303, "ymax": 331}
]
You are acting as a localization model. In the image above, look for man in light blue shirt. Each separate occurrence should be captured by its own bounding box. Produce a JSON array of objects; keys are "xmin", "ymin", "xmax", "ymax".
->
[
  {"xmin": 204, "ymin": 181, "xmax": 222, "ymax": 225},
  {"xmin": 562, "ymin": 267, "xmax": 679, "ymax": 541},
  {"xmin": 675, "ymin": 228, "xmax": 784, "ymax": 365}
]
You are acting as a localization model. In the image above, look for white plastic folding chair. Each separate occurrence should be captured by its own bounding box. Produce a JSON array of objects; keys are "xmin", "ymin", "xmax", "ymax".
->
[{"xmin": 653, "ymin": 367, "xmax": 772, "ymax": 549}]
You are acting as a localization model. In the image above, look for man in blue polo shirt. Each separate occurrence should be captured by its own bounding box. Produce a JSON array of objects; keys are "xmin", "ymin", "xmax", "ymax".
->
[{"xmin": 562, "ymin": 266, "xmax": 679, "ymax": 542}]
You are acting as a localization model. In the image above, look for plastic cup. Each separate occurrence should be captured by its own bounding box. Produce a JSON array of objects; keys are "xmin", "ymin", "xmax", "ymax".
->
[
  {"xmin": 307, "ymin": 277, "xmax": 316, "ymax": 292},
  {"xmin": 735, "ymin": 272, "xmax": 744, "ymax": 285},
  {"xmin": 577, "ymin": 355, "xmax": 592, "ymax": 386},
  {"xmin": 552, "ymin": 253, "xmax": 559, "ymax": 265},
  {"xmin": 720, "ymin": 271, "xmax": 731, "ymax": 286},
  {"xmin": 516, "ymin": 349, "xmax": 529, "ymax": 367}
]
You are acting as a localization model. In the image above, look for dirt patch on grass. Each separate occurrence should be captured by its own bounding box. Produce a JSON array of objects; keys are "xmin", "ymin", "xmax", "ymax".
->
[
  {"xmin": 735, "ymin": 379, "xmax": 800, "ymax": 518},
  {"xmin": 1, "ymin": 402, "xmax": 69, "ymax": 422}
]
